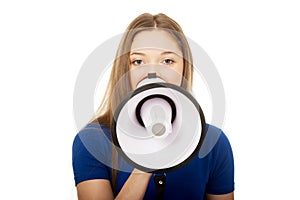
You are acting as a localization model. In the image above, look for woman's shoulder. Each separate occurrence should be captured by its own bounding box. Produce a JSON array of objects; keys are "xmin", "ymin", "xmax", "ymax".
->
[
  {"xmin": 198, "ymin": 124, "xmax": 232, "ymax": 158},
  {"xmin": 201, "ymin": 124, "xmax": 234, "ymax": 194},
  {"xmin": 74, "ymin": 121, "xmax": 111, "ymax": 142},
  {"xmin": 206, "ymin": 124, "xmax": 232, "ymax": 148},
  {"xmin": 72, "ymin": 122, "xmax": 113, "ymax": 164},
  {"xmin": 79, "ymin": 121, "xmax": 110, "ymax": 135},
  {"xmin": 72, "ymin": 122, "xmax": 113, "ymax": 185}
]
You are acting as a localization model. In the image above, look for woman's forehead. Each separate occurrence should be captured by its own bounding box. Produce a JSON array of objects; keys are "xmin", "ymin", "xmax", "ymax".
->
[{"xmin": 131, "ymin": 29, "xmax": 182, "ymax": 56}]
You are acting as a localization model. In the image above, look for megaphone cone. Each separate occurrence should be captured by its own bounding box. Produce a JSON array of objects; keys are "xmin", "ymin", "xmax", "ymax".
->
[{"xmin": 112, "ymin": 73, "xmax": 206, "ymax": 173}]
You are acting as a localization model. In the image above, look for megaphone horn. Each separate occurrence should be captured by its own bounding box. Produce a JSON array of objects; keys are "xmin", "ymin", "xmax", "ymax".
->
[{"xmin": 112, "ymin": 73, "xmax": 206, "ymax": 173}]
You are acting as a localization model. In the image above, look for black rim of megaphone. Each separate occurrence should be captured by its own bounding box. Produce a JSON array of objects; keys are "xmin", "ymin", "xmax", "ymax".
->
[{"xmin": 111, "ymin": 82, "xmax": 206, "ymax": 174}]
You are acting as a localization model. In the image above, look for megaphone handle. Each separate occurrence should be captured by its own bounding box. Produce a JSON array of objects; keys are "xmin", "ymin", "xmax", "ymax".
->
[{"xmin": 154, "ymin": 173, "xmax": 166, "ymax": 200}]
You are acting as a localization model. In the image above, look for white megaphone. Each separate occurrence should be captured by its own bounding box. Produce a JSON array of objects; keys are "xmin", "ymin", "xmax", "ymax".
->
[{"xmin": 112, "ymin": 73, "xmax": 206, "ymax": 173}]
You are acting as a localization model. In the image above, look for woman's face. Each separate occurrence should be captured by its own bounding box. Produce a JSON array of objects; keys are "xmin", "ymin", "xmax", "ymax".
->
[{"xmin": 129, "ymin": 29, "xmax": 184, "ymax": 89}]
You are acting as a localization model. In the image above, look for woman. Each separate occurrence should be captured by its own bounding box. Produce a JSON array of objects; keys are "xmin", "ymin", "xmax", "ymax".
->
[{"xmin": 72, "ymin": 13, "xmax": 234, "ymax": 200}]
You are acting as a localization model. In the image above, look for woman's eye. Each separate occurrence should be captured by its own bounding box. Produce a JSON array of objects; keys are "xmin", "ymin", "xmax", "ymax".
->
[
  {"xmin": 131, "ymin": 59, "xmax": 144, "ymax": 65},
  {"xmin": 163, "ymin": 59, "xmax": 175, "ymax": 65}
]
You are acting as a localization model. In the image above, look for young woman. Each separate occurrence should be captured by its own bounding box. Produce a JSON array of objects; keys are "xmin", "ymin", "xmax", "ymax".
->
[{"xmin": 72, "ymin": 13, "xmax": 234, "ymax": 200}]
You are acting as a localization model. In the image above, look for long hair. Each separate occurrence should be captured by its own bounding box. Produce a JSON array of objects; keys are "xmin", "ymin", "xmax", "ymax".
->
[{"xmin": 90, "ymin": 13, "xmax": 194, "ymax": 195}]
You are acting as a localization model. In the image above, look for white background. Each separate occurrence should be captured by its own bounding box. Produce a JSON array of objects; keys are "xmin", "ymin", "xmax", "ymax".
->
[{"xmin": 1, "ymin": 0, "xmax": 299, "ymax": 199}]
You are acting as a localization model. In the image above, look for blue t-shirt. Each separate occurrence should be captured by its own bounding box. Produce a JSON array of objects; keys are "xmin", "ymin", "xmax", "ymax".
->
[{"xmin": 72, "ymin": 122, "xmax": 234, "ymax": 199}]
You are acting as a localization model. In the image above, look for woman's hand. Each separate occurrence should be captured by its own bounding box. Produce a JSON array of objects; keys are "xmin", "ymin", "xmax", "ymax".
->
[
  {"xmin": 115, "ymin": 168, "xmax": 152, "ymax": 200},
  {"xmin": 77, "ymin": 169, "xmax": 151, "ymax": 200}
]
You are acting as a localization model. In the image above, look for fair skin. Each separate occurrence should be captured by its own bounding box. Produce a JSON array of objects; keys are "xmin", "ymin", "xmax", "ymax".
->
[
  {"xmin": 77, "ymin": 169, "xmax": 152, "ymax": 200},
  {"xmin": 77, "ymin": 30, "xmax": 233, "ymax": 199},
  {"xmin": 129, "ymin": 30, "xmax": 184, "ymax": 88}
]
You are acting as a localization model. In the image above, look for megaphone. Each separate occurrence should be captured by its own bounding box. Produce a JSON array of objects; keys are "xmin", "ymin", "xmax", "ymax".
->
[{"xmin": 112, "ymin": 73, "xmax": 206, "ymax": 174}]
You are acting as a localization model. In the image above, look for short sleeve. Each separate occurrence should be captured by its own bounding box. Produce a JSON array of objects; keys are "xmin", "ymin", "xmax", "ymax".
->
[
  {"xmin": 72, "ymin": 125, "xmax": 112, "ymax": 186},
  {"xmin": 206, "ymin": 130, "xmax": 235, "ymax": 194}
]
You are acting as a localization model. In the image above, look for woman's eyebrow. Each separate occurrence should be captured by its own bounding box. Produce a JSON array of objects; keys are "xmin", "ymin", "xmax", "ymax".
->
[
  {"xmin": 161, "ymin": 51, "xmax": 181, "ymax": 57},
  {"xmin": 130, "ymin": 52, "xmax": 146, "ymax": 56}
]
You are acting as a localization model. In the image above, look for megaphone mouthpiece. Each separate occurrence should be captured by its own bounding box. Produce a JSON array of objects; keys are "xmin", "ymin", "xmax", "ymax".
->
[{"xmin": 137, "ymin": 73, "xmax": 165, "ymax": 88}]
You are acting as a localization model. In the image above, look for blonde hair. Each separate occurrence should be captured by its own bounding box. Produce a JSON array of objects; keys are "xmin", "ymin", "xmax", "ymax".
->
[
  {"xmin": 90, "ymin": 13, "xmax": 194, "ymax": 195},
  {"xmin": 92, "ymin": 13, "xmax": 193, "ymax": 125}
]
